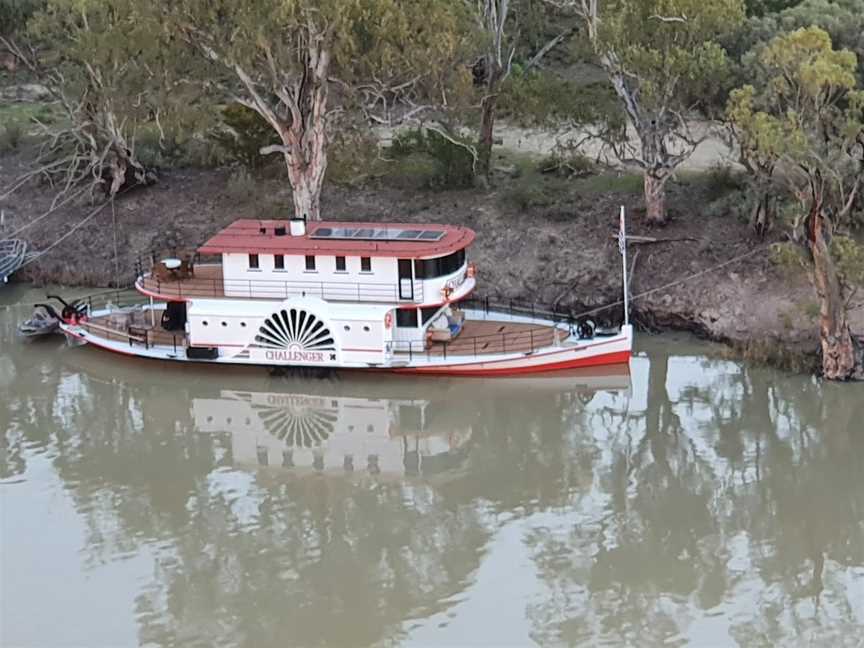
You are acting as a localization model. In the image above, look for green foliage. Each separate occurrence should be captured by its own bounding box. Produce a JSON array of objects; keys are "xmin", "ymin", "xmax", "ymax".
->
[
  {"xmin": 593, "ymin": 0, "xmax": 745, "ymax": 113},
  {"xmin": 0, "ymin": 0, "xmax": 43, "ymax": 36},
  {"xmin": 498, "ymin": 72, "xmax": 622, "ymax": 129},
  {"xmin": 770, "ymin": 241, "xmax": 809, "ymax": 271},
  {"xmin": 745, "ymin": 0, "xmax": 804, "ymax": 16},
  {"xmin": 390, "ymin": 128, "xmax": 475, "ymax": 190},
  {"xmin": 702, "ymin": 165, "xmax": 747, "ymax": 202},
  {"xmin": 212, "ymin": 105, "xmax": 279, "ymax": 171},
  {"xmin": 727, "ymin": 27, "xmax": 863, "ymax": 227},
  {"xmin": 831, "ymin": 236, "xmax": 864, "ymax": 285},
  {"xmin": 327, "ymin": 129, "xmax": 386, "ymax": 187},
  {"xmin": 730, "ymin": 0, "xmax": 864, "ymax": 85}
]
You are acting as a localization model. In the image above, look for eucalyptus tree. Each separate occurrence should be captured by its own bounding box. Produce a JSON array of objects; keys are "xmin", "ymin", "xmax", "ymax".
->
[
  {"xmin": 551, "ymin": 0, "xmax": 745, "ymax": 224},
  {"xmin": 727, "ymin": 27, "xmax": 864, "ymax": 380},
  {"xmin": 162, "ymin": 0, "xmax": 472, "ymax": 220},
  {"xmin": 0, "ymin": 0, "xmax": 181, "ymax": 202},
  {"xmin": 471, "ymin": 0, "xmax": 580, "ymax": 177}
]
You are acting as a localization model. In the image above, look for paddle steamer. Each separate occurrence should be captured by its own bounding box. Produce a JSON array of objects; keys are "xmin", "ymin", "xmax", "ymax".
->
[{"xmin": 59, "ymin": 215, "xmax": 633, "ymax": 375}]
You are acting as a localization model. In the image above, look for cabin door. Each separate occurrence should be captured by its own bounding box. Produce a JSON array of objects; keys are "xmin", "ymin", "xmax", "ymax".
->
[{"xmin": 398, "ymin": 259, "xmax": 414, "ymax": 301}]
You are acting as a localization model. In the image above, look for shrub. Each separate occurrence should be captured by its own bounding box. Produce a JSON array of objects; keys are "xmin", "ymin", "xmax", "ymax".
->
[
  {"xmin": 390, "ymin": 127, "xmax": 475, "ymax": 190},
  {"xmin": 327, "ymin": 129, "xmax": 385, "ymax": 187},
  {"xmin": 703, "ymin": 164, "xmax": 746, "ymax": 202},
  {"xmin": 504, "ymin": 184, "xmax": 553, "ymax": 210},
  {"xmin": 0, "ymin": 123, "xmax": 22, "ymax": 151},
  {"xmin": 225, "ymin": 168, "xmax": 256, "ymax": 202}
]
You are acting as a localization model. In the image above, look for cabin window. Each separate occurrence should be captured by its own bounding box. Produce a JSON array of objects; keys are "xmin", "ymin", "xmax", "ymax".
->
[
  {"xmin": 414, "ymin": 249, "xmax": 465, "ymax": 279},
  {"xmin": 305, "ymin": 255, "xmax": 316, "ymax": 271},
  {"xmin": 421, "ymin": 306, "xmax": 440, "ymax": 325},
  {"xmin": 396, "ymin": 309, "xmax": 419, "ymax": 328},
  {"xmin": 274, "ymin": 254, "xmax": 285, "ymax": 270},
  {"xmin": 360, "ymin": 256, "xmax": 372, "ymax": 272},
  {"xmin": 335, "ymin": 256, "xmax": 346, "ymax": 272},
  {"xmin": 248, "ymin": 254, "xmax": 259, "ymax": 270}
]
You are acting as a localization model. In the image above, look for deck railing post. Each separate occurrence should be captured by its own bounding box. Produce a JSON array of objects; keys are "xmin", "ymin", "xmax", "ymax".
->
[
  {"xmin": 409, "ymin": 341, "xmax": 413, "ymax": 362},
  {"xmin": 530, "ymin": 329, "xmax": 534, "ymax": 353},
  {"xmin": 502, "ymin": 332, "xmax": 506, "ymax": 353},
  {"xmin": 443, "ymin": 342, "xmax": 447, "ymax": 360},
  {"xmin": 473, "ymin": 337, "xmax": 477, "ymax": 358},
  {"xmin": 173, "ymin": 335, "xmax": 177, "ymax": 354}
]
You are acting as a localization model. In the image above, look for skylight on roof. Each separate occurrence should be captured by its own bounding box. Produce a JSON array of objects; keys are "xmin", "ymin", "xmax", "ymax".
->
[{"xmin": 311, "ymin": 227, "xmax": 445, "ymax": 242}]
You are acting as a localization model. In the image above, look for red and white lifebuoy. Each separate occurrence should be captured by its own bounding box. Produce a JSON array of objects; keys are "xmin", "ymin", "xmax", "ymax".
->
[{"xmin": 384, "ymin": 312, "xmax": 393, "ymax": 329}]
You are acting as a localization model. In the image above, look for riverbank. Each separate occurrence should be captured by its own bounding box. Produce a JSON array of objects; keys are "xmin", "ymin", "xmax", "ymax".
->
[{"xmin": 2, "ymin": 147, "xmax": 859, "ymax": 364}]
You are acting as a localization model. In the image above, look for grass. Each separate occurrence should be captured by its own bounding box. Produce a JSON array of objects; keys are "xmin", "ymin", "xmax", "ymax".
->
[{"xmin": 572, "ymin": 172, "xmax": 643, "ymax": 194}]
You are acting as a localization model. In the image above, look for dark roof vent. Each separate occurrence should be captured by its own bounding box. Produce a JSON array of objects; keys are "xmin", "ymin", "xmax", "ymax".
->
[
  {"xmin": 259, "ymin": 227, "xmax": 267, "ymax": 235},
  {"xmin": 274, "ymin": 226, "xmax": 287, "ymax": 237}
]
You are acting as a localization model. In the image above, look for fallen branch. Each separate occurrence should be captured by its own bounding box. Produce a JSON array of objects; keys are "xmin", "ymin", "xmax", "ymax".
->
[{"xmin": 613, "ymin": 234, "xmax": 701, "ymax": 245}]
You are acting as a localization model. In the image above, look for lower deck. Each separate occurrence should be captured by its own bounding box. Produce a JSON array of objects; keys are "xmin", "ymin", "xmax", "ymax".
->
[{"xmin": 80, "ymin": 308, "xmax": 566, "ymax": 359}]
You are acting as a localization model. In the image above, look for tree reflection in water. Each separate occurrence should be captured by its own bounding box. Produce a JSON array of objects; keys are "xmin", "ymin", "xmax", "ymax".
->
[{"xmin": 2, "ymin": 306, "xmax": 863, "ymax": 647}]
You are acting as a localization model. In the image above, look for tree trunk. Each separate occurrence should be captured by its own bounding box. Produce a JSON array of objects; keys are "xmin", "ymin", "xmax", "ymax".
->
[
  {"xmin": 644, "ymin": 173, "xmax": 668, "ymax": 225},
  {"xmin": 750, "ymin": 185, "xmax": 772, "ymax": 238},
  {"xmin": 284, "ymin": 133, "xmax": 327, "ymax": 221},
  {"xmin": 807, "ymin": 208, "xmax": 864, "ymax": 380},
  {"xmin": 477, "ymin": 92, "xmax": 497, "ymax": 178}
]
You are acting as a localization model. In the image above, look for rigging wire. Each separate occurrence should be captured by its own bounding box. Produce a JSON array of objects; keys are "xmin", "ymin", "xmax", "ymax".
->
[
  {"xmin": 566, "ymin": 244, "xmax": 772, "ymax": 322},
  {"xmin": 3, "ymin": 184, "xmax": 91, "ymax": 239}
]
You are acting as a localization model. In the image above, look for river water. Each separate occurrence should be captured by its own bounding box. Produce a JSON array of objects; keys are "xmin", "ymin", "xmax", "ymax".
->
[{"xmin": 1, "ymin": 285, "xmax": 862, "ymax": 647}]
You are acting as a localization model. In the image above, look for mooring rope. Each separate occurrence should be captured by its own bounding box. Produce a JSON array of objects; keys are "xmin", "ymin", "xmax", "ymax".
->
[
  {"xmin": 15, "ymin": 200, "xmax": 112, "ymax": 272},
  {"xmin": 566, "ymin": 243, "xmax": 773, "ymax": 322}
]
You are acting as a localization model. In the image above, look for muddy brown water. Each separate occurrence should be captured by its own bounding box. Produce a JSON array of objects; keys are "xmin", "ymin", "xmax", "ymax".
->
[{"xmin": 1, "ymin": 285, "xmax": 863, "ymax": 647}]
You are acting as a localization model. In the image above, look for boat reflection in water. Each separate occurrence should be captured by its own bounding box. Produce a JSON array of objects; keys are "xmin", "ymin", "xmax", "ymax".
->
[
  {"xmin": 193, "ymin": 390, "xmax": 472, "ymax": 479},
  {"xmin": 190, "ymin": 364, "xmax": 631, "ymax": 480}
]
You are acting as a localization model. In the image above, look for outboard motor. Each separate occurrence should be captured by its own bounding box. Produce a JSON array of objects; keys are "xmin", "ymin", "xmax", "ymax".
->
[{"xmin": 47, "ymin": 295, "xmax": 87, "ymax": 322}]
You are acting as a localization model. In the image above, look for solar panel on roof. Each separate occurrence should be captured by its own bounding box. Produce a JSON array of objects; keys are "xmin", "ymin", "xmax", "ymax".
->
[{"xmin": 310, "ymin": 227, "xmax": 445, "ymax": 242}]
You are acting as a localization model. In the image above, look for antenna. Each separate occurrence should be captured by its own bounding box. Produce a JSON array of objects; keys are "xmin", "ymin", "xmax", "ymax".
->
[{"xmin": 619, "ymin": 206, "xmax": 630, "ymax": 327}]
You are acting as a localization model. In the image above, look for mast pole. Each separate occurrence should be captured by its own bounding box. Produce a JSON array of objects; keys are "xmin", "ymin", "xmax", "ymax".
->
[{"xmin": 619, "ymin": 205, "xmax": 629, "ymax": 327}]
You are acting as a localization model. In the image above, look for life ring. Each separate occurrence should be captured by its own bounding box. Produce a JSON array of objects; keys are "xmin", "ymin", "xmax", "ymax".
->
[
  {"xmin": 467, "ymin": 263, "xmax": 476, "ymax": 279},
  {"xmin": 384, "ymin": 312, "xmax": 393, "ymax": 329}
]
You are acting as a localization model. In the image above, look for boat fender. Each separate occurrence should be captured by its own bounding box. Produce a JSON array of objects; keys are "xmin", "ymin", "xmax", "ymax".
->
[
  {"xmin": 384, "ymin": 312, "xmax": 393, "ymax": 329},
  {"xmin": 577, "ymin": 319, "xmax": 596, "ymax": 340}
]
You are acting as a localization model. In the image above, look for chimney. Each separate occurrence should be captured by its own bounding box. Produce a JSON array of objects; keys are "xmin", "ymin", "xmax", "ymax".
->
[{"xmin": 289, "ymin": 214, "xmax": 307, "ymax": 237}]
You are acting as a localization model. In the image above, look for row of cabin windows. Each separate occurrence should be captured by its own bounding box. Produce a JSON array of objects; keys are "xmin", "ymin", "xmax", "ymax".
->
[
  {"xmin": 413, "ymin": 249, "xmax": 466, "ymax": 279},
  {"xmin": 248, "ymin": 254, "xmax": 372, "ymax": 272}
]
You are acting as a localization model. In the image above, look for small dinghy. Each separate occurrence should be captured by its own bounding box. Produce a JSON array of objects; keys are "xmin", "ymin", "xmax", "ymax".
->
[
  {"xmin": 0, "ymin": 238, "xmax": 28, "ymax": 285},
  {"xmin": 18, "ymin": 304, "xmax": 61, "ymax": 338}
]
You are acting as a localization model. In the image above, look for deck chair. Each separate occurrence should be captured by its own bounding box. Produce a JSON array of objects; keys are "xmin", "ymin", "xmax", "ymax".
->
[
  {"xmin": 152, "ymin": 261, "xmax": 175, "ymax": 282},
  {"xmin": 179, "ymin": 253, "xmax": 195, "ymax": 279}
]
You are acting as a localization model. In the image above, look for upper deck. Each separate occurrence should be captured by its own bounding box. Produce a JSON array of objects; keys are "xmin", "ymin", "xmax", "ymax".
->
[
  {"xmin": 136, "ymin": 218, "xmax": 477, "ymax": 307},
  {"xmin": 198, "ymin": 220, "xmax": 475, "ymax": 259}
]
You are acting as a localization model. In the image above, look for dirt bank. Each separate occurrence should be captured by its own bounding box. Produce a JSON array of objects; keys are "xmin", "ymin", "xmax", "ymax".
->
[{"xmin": 2, "ymin": 148, "xmax": 859, "ymax": 360}]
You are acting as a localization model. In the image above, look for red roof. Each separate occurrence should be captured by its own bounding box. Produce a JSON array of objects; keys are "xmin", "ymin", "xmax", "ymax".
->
[{"xmin": 198, "ymin": 219, "xmax": 476, "ymax": 259}]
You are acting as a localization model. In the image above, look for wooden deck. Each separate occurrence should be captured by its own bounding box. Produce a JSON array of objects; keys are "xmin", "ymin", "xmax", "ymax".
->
[
  {"xmin": 137, "ymin": 265, "xmax": 226, "ymax": 299},
  {"xmin": 400, "ymin": 320, "xmax": 566, "ymax": 358},
  {"xmin": 81, "ymin": 310, "xmax": 187, "ymax": 350},
  {"xmin": 81, "ymin": 310, "xmax": 567, "ymax": 360}
]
